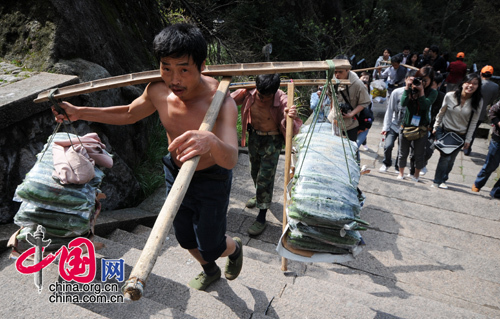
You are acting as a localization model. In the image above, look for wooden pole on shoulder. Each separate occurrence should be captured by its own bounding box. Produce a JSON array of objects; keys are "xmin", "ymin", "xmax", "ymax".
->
[
  {"xmin": 281, "ymin": 81, "xmax": 295, "ymax": 271},
  {"xmin": 121, "ymin": 77, "xmax": 232, "ymax": 301},
  {"xmin": 34, "ymin": 60, "xmax": 352, "ymax": 103}
]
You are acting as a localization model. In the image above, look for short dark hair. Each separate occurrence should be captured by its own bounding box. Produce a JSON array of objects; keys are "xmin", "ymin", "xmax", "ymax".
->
[
  {"xmin": 391, "ymin": 55, "xmax": 402, "ymax": 64},
  {"xmin": 434, "ymin": 73, "xmax": 444, "ymax": 84},
  {"xmin": 153, "ymin": 23, "xmax": 207, "ymax": 71},
  {"xmin": 406, "ymin": 69, "xmax": 417, "ymax": 78},
  {"xmin": 429, "ymin": 45, "xmax": 440, "ymax": 54},
  {"xmin": 415, "ymin": 66, "xmax": 435, "ymax": 96},
  {"xmin": 256, "ymin": 74, "xmax": 281, "ymax": 95},
  {"xmin": 334, "ymin": 54, "xmax": 350, "ymax": 62}
]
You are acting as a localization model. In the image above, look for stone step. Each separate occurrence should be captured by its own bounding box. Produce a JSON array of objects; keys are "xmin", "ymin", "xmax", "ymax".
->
[
  {"xmin": 125, "ymin": 215, "xmax": 500, "ymax": 318},
  {"xmin": 0, "ymin": 249, "xmax": 181, "ymax": 319},
  {"xmin": 131, "ymin": 224, "xmax": 154, "ymax": 237},
  {"xmin": 100, "ymin": 227, "xmax": 488, "ymax": 318},
  {"xmin": 245, "ymin": 232, "xmax": 497, "ymax": 318},
  {"xmin": 93, "ymin": 234, "xmax": 280, "ymax": 318}
]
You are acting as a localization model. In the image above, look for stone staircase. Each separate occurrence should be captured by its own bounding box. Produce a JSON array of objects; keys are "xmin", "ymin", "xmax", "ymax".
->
[
  {"xmin": 3, "ymin": 211, "xmax": 496, "ymax": 318},
  {"xmin": 2, "ymin": 100, "xmax": 500, "ymax": 318}
]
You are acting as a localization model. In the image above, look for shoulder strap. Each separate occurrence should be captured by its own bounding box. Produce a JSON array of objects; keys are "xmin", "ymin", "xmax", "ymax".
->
[{"xmin": 339, "ymin": 86, "xmax": 351, "ymax": 104}]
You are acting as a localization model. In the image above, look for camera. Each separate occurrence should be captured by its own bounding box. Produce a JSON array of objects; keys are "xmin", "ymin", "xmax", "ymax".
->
[
  {"xmin": 339, "ymin": 102, "xmax": 353, "ymax": 115},
  {"xmin": 410, "ymin": 77, "xmax": 422, "ymax": 96}
]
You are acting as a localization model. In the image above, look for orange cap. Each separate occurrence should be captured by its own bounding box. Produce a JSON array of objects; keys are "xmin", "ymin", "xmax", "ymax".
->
[
  {"xmin": 456, "ymin": 52, "xmax": 465, "ymax": 58},
  {"xmin": 481, "ymin": 65, "xmax": 494, "ymax": 75}
]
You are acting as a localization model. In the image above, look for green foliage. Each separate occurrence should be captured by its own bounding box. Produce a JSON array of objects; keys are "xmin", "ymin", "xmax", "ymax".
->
[
  {"xmin": 236, "ymin": 104, "xmax": 244, "ymax": 146},
  {"xmin": 133, "ymin": 114, "xmax": 169, "ymax": 198}
]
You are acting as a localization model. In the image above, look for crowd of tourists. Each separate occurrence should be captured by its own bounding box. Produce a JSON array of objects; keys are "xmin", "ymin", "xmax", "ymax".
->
[{"xmin": 357, "ymin": 45, "xmax": 499, "ymax": 197}]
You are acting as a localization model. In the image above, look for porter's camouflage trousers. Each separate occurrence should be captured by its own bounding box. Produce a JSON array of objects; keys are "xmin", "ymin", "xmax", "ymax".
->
[{"xmin": 248, "ymin": 132, "xmax": 284, "ymax": 209}]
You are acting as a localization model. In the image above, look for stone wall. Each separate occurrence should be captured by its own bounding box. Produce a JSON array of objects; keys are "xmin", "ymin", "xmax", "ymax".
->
[{"xmin": 0, "ymin": 0, "xmax": 168, "ymax": 223}]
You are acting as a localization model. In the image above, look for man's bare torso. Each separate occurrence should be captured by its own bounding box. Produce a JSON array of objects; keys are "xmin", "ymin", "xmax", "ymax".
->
[
  {"xmin": 250, "ymin": 97, "xmax": 279, "ymax": 132},
  {"xmin": 148, "ymin": 76, "xmax": 223, "ymax": 170}
]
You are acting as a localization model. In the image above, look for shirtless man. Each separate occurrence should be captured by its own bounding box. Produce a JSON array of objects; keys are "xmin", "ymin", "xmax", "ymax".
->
[
  {"xmin": 53, "ymin": 23, "xmax": 242, "ymax": 291},
  {"xmin": 231, "ymin": 74, "xmax": 302, "ymax": 236}
]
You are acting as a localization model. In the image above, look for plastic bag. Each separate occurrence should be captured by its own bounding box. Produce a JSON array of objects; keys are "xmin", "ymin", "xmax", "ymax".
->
[{"xmin": 13, "ymin": 133, "xmax": 104, "ymax": 219}]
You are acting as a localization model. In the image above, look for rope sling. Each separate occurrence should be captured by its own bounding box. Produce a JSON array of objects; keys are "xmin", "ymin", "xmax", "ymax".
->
[
  {"xmin": 38, "ymin": 89, "xmax": 85, "ymax": 163},
  {"xmin": 294, "ymin": 60, "xmax": 357, "ymax": 187}
]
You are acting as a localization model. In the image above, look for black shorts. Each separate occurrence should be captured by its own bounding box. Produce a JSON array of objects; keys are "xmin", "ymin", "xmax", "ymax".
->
[{"xmin": 162, "ymin": 154, "xmax": 232, "ymax": 262}]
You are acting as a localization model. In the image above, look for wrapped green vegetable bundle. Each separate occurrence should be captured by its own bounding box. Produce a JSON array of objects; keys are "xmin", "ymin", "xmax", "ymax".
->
[
  {"xmin": 292, "ymin": 176, "xmax": 359, "ymax": 207},
  {"xmin": 15, "ymin": 225, "xmax": 92, "ymax": 252},
  {"xmin": 285, "ymin": 122, "xmax": 368, "ymax": 255},
  {"xmin": 288, "ymin": 194, "xmax": 367, "ymax": 228},
  {"xmin": 288, "ymin": 221, "xmax": 363, "ymax": 249},
  {"xmin": 286, "ymin": 231, "xmax": 351, "ymax": 254},
  {"xmin": 14, "ymin": 202, "xmax": 92, "ymax": 236},
  {"xmin": 13, "ymin": 133, "xmax": 104, "ymax": 219}
]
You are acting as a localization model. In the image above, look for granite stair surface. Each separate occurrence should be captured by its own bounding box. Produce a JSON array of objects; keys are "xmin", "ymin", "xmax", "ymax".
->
[{"xmin": 1, "ymin": 99, "xmax": 499, "ymax": 318}]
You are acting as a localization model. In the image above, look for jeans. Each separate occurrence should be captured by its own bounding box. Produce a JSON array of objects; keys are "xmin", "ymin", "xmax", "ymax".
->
[
  {"xmin": 398, "ymin": 131, "xmax": 427, "ymax": 169},
  {"xmin": 357, "ymin": 129, "xmax": 369, "ymax": 147},
  {"xmin": 410, "ymin": 137, "xmax": 435, "ymax": 175},
  {"xmin": 382, "ymin": 127, "xmax": 399, "ymax": 169},
  {"xmin": 433, "ymin": 127, "xmax": 465, "ymax": 185},
  {"xmin": 468, "ymin": 120, "xmax": 483, "ymax": 148},
  {"xmin": 345, "ymin": 127, "xmax": 360, "ymax": 163},
  {"xmin": 474, "ymin": 139, "xmax": 500, "ymax": 198}
]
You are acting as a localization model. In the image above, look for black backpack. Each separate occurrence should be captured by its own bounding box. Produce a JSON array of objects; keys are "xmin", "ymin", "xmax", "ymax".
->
[
  {"xmin": 339, "ymin": 88, "xmax": 374, "ymax": 130},
  {"xmin": 357, "ymin": 103, "xmax": 374, "ymax": 130}
]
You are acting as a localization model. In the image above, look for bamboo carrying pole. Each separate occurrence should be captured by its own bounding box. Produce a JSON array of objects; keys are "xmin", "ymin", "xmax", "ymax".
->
[
  {"xmin": 352, "ymin": 63, "xmax": 419, "ymax": 73},
  {"xmin": 401, "ymin": 63, "xmax": 420, "ymax": 71},
  {"xmin": 33, "ymin": 60, "xmax": 352, "ymax": 103},
  {"xmin": 351, "ymin": 65, "xmax": 390, "ymax": 73},
  {"xmin": 281, "ymin": 82, "xmax": 295, "ymax": 271},
  {"xmin": 121, "ymin": 77, "xmax": 232, "ymax": 301},
  {"xmin": 229, "ymin": 78, "xmax": 350, "ymax": 90}
]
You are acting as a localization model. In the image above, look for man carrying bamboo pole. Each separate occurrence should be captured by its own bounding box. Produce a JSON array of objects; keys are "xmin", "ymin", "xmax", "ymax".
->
[
  {"xmin": 231, "ymin": 74, "xmax": 302, "ymax": 236},
  {"xmin": 53, "ymin": 23, "xmax": 243, "ymax": 291}
]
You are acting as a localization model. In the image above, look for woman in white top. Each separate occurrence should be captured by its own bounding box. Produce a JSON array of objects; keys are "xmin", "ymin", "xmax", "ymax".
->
[
  {"xmin": 432, "ymin": 73, "xmax": 483, "ymax": 189},
  {"xmin": 372, "ymin": 48, "xmax": 392, "ymax": 79}
]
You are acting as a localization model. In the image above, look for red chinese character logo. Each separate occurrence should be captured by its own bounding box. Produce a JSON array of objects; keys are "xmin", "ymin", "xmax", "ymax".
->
[{"xmin": 16, "ymin": 237, "xmax": 96, "ymax": 284}]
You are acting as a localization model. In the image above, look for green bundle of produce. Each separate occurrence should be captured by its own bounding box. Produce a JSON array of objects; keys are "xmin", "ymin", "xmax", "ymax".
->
[
  {"xmin": 11, "ymin": 132, "xmax": 105, "ymax": 254},
  {"xmin": 289, "ymin": 221, "xmax": 363, "ymax": 249},
  {"xmin": 16, "ymin": 225, "xmax": 92, "ymax": 252},
  {"xmin": 286, "ymin": 230, "xmax": 351, "ymax": 254},
  {"xmin": 286, "ymin": 123, "xmax": 369, "ymax": 255},
  {"xmin": 14, "ymin": 133, "xmax": 104, "ymax": 219},
  {"xmin": 14, "ymin": 202, "xmax": 92, "ymax": 236}
]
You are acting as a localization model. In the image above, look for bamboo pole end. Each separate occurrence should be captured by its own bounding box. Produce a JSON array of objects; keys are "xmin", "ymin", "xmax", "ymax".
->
[{"xmin": 121, "ymin": 277, "xmax": 144, "ymax": 301}]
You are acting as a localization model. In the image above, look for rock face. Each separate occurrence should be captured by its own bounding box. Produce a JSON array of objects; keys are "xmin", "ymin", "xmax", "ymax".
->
[
  {"xmin": 0, "ymin": 0, "xmax": 169, "ymax": 223},
  {"xmin": 0, "ymin": 0, "xmax": 165, "ymax": 75}
]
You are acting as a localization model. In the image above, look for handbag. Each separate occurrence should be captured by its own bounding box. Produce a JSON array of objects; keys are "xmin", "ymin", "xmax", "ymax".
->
[
  {"xmin": 434, "ymin": 132, "xmax": 464, "ymax": 155},
  {"xmin": 402, "ymin": 125, "xmax": 427, "ymax": 141}
]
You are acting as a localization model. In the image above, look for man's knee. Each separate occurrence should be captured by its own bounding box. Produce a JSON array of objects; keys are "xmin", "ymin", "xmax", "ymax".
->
[{"xmin": 199, "ymin": 241, "xmax": 227, "ymax": 262}]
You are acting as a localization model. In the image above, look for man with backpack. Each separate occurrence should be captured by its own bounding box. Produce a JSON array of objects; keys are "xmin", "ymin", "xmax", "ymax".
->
[{"xmin": 327, "ymin": 57, "xmax": 371, "ymax": 162}]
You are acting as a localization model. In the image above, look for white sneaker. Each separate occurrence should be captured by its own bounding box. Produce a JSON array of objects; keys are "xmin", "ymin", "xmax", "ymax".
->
[
  {"xmin": 362, "ymin": 145, "xmax": 369, "ymax": 151},
  {"xmin": 361, "ymin": 165, "xmax": 371, "ymax": 175},
  {"xmin": 411, "ymin": 176, "xmax": 420, "ymax": 182},
  {"xmin": 439, "ymin": 183, "xmax": 448, "ymax": 189},
  {"xmin": 379, "ymin": 165, "xmax": 388, "ymax": 172},
  {"xmin": 394, "ymin": 168, "xmax": 400, "ymax": 174},
  {"xmin": 407, "ymin": 173, "xmax": 414, "ymax": 178},
  {"xmin": 420, "ymin": 167, "xmax": 428, "ymax": 176},
  {"xmin": 396, "ymin": 175, "xmax": 405, "ymax": 180}
]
